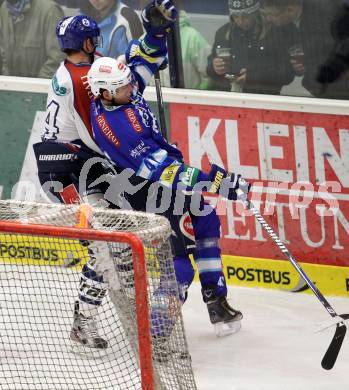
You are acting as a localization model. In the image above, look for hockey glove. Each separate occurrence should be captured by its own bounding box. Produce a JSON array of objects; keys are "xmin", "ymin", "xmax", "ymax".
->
[
  {"xmin": 155, "ymin": 0, "xmax": 177, "ymax": 22},
  {"xmin": 317, "ymin": 39, "xmax": 349, "ymax": 84},
  {"xmin": 206, "ymin": 164, "xmax": 250, "ymax": 201},
  {"xmin": 141, "ymin": 0, "xmax": 177, "ymax": 36}
]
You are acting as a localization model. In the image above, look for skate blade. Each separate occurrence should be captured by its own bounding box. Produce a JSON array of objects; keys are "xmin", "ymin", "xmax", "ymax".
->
[{"xmin": 214, "ymin": 320, "xmax": 241, "ymax": 337}]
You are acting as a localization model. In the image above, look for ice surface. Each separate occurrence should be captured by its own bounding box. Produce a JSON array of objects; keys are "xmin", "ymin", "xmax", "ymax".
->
[
  {"xmin": 0, "ymin": 262, "xmax": 347, "ymax": 390},
  {"xmin": 183, "ymin": 283, "xmax": 349, "ymax": 390}
]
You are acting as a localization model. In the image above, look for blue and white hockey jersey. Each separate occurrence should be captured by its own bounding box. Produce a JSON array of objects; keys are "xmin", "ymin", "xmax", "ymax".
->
[{"xmin": 91, "ymin": 34, "xmax": 207, "ymax": 191}]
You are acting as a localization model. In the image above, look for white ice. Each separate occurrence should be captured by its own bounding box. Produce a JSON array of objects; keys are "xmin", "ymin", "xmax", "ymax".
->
[
  {"xmin": 183, "ymin": 283, "xmax": 349, "ymax": 390},
  {"xmin": 1, "ymin": 262, "xmax": 348, "ymax": 390}
]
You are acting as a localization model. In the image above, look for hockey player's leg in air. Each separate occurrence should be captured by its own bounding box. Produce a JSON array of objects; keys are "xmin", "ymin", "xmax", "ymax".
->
[
  {"xmin": 191, "ymin": 200, "xmax": 243, "ymax": 336},
  {"xmin": 143, "ymin": 187, "xmax": 243, "ymax": 342}
]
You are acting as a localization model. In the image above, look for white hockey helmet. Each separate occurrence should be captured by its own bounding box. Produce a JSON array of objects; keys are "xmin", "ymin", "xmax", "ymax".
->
[{"xmin": 87, "ymin": 57, "xmax": 133, "ymax": 98}]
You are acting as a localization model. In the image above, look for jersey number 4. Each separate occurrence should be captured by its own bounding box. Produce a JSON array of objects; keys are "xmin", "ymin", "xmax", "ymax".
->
[{"xmin": 43, "ymin": 101, "xmax": 60, "ymax": 141}]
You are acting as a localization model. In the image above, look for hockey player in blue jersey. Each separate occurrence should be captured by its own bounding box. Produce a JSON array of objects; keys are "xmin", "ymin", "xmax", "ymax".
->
[{"xmin": 86, "ymin": 0, "xmax": 251, "ymax": 338}]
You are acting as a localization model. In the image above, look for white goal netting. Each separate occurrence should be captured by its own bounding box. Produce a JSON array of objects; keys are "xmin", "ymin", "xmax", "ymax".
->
[{"xmin": 0, "ymin": 200, "xmax": 197, "ymax": 390}]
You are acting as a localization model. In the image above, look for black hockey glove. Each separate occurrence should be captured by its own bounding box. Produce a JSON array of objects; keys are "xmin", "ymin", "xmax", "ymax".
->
[
  {"xmin": 207, "ymin": 164, "xmax": 250, "ymax": 201},
  {"xmin": 141, "ymin": 0, "xmax": 177, "ymax": 36},
  {"xmin": 317, "ymin": 38, "xmax": 349, "ymax": 84},
  {"xmin": 331, "ymin": 2, "xmax": 349, "ymax": 41}
]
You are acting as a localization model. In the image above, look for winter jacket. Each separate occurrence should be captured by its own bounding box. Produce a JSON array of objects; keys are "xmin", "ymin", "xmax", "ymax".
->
[
  {"xmin": 207, "ymin": 14, "xmax": 294, "ymax": 95},
  {"xmin": 0, "ymin": 0, "xmax": 64, "ymax": 78},
  {"xmin": 298, "ymin": 0, "xmax": 349, "ymax": 99},
  {"xmin": 79, "ymin": 1, "xmax": 143, "ymax": 59},
  {"xmin": 179, "ymin": 10, "xmax": 211, "ymax": 89}
]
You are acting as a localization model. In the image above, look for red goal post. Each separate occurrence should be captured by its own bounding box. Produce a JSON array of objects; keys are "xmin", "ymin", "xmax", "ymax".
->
[{"xmin": 0, "ymin": 201, "xmax": 197, "ymax": 390}]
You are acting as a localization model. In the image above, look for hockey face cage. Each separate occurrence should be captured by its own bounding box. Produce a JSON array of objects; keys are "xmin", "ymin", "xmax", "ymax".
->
[{"xmin": 0, "ymin": 201, "xmax": 197, "ymax": 390}]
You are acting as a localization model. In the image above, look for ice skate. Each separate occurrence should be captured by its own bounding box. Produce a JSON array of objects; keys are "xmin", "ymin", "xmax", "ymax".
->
[
  {"xmin": 206, "ymin": 296, "xmax": 243, "ymax": 337},
  {"xmin": 70, "ymin": 302, "xmax": 108, "ymax": 350}
]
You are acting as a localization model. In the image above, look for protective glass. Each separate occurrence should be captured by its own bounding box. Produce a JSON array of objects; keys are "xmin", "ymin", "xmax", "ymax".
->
[{"xmin": 92, "ymin": 35, "xmax": 103, "ymax": 49}]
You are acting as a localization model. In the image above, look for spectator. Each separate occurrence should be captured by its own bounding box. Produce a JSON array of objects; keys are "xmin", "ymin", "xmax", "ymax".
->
[
  {"xmin": 317, "ymin": 0, "xmax": 349, "ymax": 86},
  {"xmin": 79, "ymin": 0, "xmax": 143, "ymax": 58},
  {"xmin": 261, "ymin": 0, "xmax": 347, "ymax": 99},
  {"xmin": 178, "ymin": 7, "xmax": 211, "ymax": 89},
  {"xmin": 207, "ymin": 0, "xmax": 294, "ymax": 94},
  {"xmin": 0, "ymin": 0, "xmax": 64, "ymax": 78}
]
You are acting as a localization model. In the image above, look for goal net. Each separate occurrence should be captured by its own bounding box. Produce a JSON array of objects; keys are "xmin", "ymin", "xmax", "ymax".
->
[{"xmin": 0, "ymin": 200, "xmax": 197, "ymax": 390}]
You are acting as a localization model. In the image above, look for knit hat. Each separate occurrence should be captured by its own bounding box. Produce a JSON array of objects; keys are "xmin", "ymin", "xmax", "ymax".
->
[{"xmin": 228, "ymin": 0, "xmax": 260, "ymax": 16}]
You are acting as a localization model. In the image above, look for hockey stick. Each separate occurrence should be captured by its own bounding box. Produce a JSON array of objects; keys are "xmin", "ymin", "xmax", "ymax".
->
[
  {"xmin": 154, "ymin": 70, "xmax": 168, "ymax": 140},
  {"xmin": 237, "ymin": 189, "xmax": 348, "ymax": 370}
]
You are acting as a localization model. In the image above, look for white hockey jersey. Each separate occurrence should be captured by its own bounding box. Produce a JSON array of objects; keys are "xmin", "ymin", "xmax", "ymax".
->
[{"xmin": 41, "ymin": 59, "xmax": 103, "ymax": 155}]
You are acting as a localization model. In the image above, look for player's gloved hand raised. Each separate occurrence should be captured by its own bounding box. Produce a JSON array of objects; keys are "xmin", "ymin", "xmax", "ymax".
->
[
  {"xmin": 142, "ymin": 0, "xmax": 177, "ymax": 36},
  {"xmin": 207, "ymin": 164, "xmax": 250, "ymax": 201},
  {"xmin": 154, "ymin": 0, "xmax": 177, "ymax": 22}
]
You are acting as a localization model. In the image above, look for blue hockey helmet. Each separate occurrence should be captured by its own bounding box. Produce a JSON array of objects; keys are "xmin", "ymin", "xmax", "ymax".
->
[{"xmin": 56, "ymin": 15, "xmax": 102, "ymax": 51}]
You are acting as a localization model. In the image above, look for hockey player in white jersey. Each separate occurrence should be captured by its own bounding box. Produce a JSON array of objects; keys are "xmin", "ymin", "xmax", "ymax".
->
[
  {"xmin": 34, "ymin": 14, "xmax": 106, "ymax": 204},
  {"xmin": 33, "ymin": 14, "xmax": 113, "ymax": 349}
]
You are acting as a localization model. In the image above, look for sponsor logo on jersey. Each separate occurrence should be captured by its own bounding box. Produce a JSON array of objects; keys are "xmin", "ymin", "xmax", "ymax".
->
[
  {"xmin": 180, "ymin": 166, "xmax": 199, "ymax": 187},
  {"xmin": 38, "ymin": 153, "xmax": 75, "ymax": 161},
  {"xmin": 125, "ymin": 108, "xmax": 142, "ymax": 133},
  {"xmin": 209, "ymin": 171, "xmax": 224, "ymax": 193},
  {"xmin": 52, "ymin": 75, "xmax": 68, "ymax": 96},
  {"xmin": 160, "ymin": 163, "xmax": 180, "ymax": 186},
  {"xmin": 130, "ymin": 140, "xmax": 150, "ymax": 158},
  {"xmin": 81, "ymin": 75, "xmax": 93, "ymax": 100},
  {"xmin": 179, "ymin": 213, "xmax": 195, "ymax": 241},
  {"xmin": 96, "ymin": 114, "xmax": 120, "ymax": 147}
]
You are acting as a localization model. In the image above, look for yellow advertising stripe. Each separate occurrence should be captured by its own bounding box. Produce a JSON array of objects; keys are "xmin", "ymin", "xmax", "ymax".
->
[
  {"xmin": 0, "ymin": 233, "xmax": 88, "ymax": 267},
  {"xmin": 191, "ymin": 255, "xmax": 349, "ymax": 297}
]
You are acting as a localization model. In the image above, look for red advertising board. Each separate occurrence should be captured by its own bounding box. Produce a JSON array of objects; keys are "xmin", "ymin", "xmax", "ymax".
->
[{"xmin": 169, "ymin": 103, "xmax": 349, "ymax": 267}]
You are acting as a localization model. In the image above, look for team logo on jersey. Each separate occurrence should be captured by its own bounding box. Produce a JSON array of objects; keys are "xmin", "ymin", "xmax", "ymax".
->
[
  {"xmin": 130, "ymin": 140, "xmax": 150, "ymax": 158},
  {"xmin": 125, "ymin": 108, "xmax": 142, "ymax": 133},
  {"xmin": 96, "ymin": 114, "xmax": 120, "ymax": 148},
  {"xmin": 52, "ymin": 75, "xmax": 68, "ymax": 96}
]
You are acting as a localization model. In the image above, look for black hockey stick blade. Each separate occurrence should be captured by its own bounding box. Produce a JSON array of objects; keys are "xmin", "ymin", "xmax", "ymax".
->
[{"xmin": 321, "ymin": 322, "xmax": 347, "ymax": 370}]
